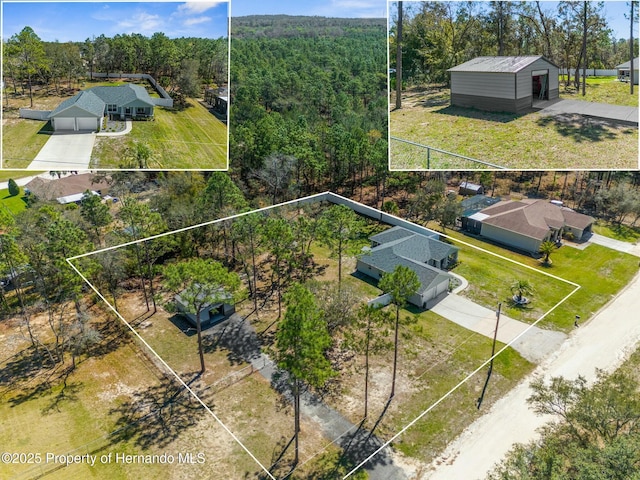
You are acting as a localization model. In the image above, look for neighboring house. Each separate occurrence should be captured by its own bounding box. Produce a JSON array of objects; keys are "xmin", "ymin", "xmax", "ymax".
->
[
  {"xmin": 462, "ymin": 199, "xmax": 594, "ymax": 254},
  {"xmin": 48, "ymin": 84, "xmax": 155, "ymax": 132},
  {"xmin": 356, "ymin": 226, "xmax": 459, "ymax": 309},
  {"xmin": 205, "ymin": 87, "xmax": 228, "ymax": 115},
  {"xmin": 459, "ymin": 181, "xmax": 484, "ymax": 196},
  {"xmin": 24, "ymin": 173, "xmax": 110, "ymax": 204},
  {"xmin": 616, "ymin": 57, "xmax": 639, "ymax": 85},
  {"xmin": 174, "ymin": 288, "xmax": 235, "ymax": 328},
  {"xmin": 448, "ymin": 56, "xmax": 559, "ymax": 113}
]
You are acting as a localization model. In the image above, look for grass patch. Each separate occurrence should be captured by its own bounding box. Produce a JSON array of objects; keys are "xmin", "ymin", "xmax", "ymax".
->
[
  {"xmin": 439, "ymin": 227, "xmax": 638, "ymax": 332},
  {"xmin": 559, "ymin": 76, "xmax": 639, "ymax": 107},
  {"xmin": 368, "ymin": 309, "xmax": 534, "ymax": 461},
  {"xmin": 592, "ymin": 221, "xmax": 640, "ymax": 243},
  {"xmin": 0, "ymin": 187, "xmax": 29, "ymax": 214},
  {"xmin": 91, "ymin": 98, "xmax": 228, "ymax": 169},
  {"xmin": 390, "ymin": 86, "xmax": 638, "ymax": 169},
  {"xmin": 2, "ymin": 119, "xmax": 53, "ymax": 168}
]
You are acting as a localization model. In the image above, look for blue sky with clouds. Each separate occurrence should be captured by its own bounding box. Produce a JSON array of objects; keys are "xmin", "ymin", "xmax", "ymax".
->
[{"xmin": 2, "ymin": 1, "xmax": 229, "ymax": 42}]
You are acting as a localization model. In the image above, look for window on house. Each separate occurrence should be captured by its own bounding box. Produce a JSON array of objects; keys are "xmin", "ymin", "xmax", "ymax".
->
[{"xmin": 107, "ymin": 104, "xmax": 117, "ymax": 113}]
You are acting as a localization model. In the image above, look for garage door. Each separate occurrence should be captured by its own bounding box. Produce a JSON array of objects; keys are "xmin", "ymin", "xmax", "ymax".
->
[
  {"xmin": 76, "ymin": 117, "xmax": 97, "ymax": 131},
  {"xmin": 53, "ymin": 117, "xmax": 75, "ymax": 131}
]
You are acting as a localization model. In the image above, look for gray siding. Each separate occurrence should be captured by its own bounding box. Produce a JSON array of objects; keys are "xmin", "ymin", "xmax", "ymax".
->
[
  {"xmin": 450, "ymin": 72, "xmax": 515, "ymax": 98},
  {"xmin": 516, "ymin": 58, "xmax": 559, "ymax": 101},
  {"xmin": 451, "ymin": 93, "xmax": 519, "ymax": 113}
]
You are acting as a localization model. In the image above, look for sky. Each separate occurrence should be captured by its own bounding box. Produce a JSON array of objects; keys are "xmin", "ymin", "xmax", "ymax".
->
[
  {"xmin": 230, "ymin": 0, "xmax": 386, "ymax": 18},
  {"xmin": 2, "ymin": 1, "xmax": 229, "ymax": 42},
  {"xmin": 394, "ymin": 1, "xmax": 637, "ymax": 41}
]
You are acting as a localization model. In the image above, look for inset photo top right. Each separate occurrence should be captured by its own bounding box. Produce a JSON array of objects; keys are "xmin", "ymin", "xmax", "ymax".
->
[{"xmin": 389, "ymin": 1, "xmax": 639, "ymax": 170}]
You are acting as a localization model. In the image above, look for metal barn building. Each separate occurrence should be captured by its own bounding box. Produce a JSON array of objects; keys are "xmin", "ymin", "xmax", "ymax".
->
[{"xmin": 448, "ymin": 56, "xmax": 559, "ymax": 113}]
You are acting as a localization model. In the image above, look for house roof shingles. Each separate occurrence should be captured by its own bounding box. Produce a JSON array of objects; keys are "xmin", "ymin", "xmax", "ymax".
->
[
  {"xmin": 48, "ymin": 90, "xmax": 105, "ymax": 118},
  {"xmin": 479, "ymin": 199, "xmax": 594, "ymax": 240},
  {"xmin": 360, "ymin": 226, "xmax": 457, "ymax": 295},
  {"xmin": 48, "ymin": 84, "xmax": 154, "ymax": 119},
  {"xmin": 24, "ymin": 174, "xmax": 110, "ymax": 202},
  {"xmin": 448, "ymin": 56, "xmax": 557, "ymax": 73},
  {"xmin": 616, "ymin": 57, "xmax": 639, "ymax": 70}
]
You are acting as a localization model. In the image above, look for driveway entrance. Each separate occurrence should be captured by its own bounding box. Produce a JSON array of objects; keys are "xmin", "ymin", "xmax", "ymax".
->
[
  {"xmin": 28, "ymin": 132, "xmax": 96, "ymax": 170},
  {"xmin": 535, "ymin": 99, "xmax": 638, "ymax": 125}
]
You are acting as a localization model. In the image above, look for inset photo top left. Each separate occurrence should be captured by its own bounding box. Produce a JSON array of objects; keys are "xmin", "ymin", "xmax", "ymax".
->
[{"xmin": 2, "ymin": 1, "xmax": 230, "ymax": 170}]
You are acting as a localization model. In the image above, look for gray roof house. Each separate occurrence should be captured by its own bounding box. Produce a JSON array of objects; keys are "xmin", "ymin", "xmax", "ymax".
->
[
  {"xmin": 616, "ymin": 57, "xmax": 639, "ymax": 85},
  {"xmin": 357, "ymin": 226, "xmax": 459, "ymax": 309},
  {"xmin": 462, "ymin": 199, "xmax": 594, "ymax": 254},
  {"xmin": 48, "ymin": 84, "xmax": 155, "ymax": 132},
  {"xmin": 448, "ymin": 56, "xmax": 559, "ymax": 113}
]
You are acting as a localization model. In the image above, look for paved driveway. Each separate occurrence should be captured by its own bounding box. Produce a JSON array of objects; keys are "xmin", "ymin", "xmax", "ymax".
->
[
  {"xmin": 431, "ymin": 294, "xmax": 567, "ymax": 363},
  {"xmin": 536, "ymin": 99, "xmax": 638, "ymax": 125},
  {"xmin": 588, "ymin": 233, "xmax": 640, "ymax": 257},
  {"xmin": 28, "ymin": 132, "xmax": 96, "ymax": 170}
]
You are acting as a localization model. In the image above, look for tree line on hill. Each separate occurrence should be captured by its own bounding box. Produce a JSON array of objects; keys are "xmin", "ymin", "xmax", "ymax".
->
[
  {"xmin": 2, "ymin": 26, "xmax": 227, "ymax": 107},
  {"xmin": 390, "ymin": 1, "xmax": 639, "ymax": 89}
]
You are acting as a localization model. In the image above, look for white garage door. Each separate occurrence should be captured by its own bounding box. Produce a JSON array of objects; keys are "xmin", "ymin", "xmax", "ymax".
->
[
  {"xmin": 76, "ymin": 117, "xmax": 97, "ymax": 131},
  {"xmin": 53, "ymin": 117, "xmax": 75, "ymax": 131}
]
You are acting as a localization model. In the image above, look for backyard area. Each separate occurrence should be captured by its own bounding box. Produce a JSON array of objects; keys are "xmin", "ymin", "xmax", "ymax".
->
[{"xmin": 390, "ymin": 77, "xmax": 638, "ymax": 170}]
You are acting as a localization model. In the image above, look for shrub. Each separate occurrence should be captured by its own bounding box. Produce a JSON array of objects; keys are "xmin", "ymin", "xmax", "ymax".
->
[{"xmin": 7, "ymin": 179, "xmax": 20, "ymax": 197}]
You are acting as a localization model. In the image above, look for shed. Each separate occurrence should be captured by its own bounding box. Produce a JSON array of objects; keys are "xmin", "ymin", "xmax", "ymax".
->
[
  {"xmin": 616, "ymin": 58, "xmax": 639, "ymax": 85},
  {"xmin": 448, "ymin": 56, "xmax": 559, "ymax": 113},
  {"xmin": 175, "ymin": 288, "xmax": 235, "ymax": 328},
  {"xmin": 458, "ymin": 181, "xmax": 484, "ymax": 196}
]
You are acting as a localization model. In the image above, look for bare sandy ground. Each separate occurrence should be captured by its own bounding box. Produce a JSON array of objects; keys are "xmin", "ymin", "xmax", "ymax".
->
[{"xmin": 423, "ymin": 271, "xmax": 640, "ymax": 480}]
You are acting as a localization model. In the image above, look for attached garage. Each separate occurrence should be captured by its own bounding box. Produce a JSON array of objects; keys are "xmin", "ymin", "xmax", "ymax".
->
[
  {"xmin": 48, "ymin": 90, "xmax": 105, "ymax": 132},
  {"xmin": 448, "ymin": 56, "xmax": 559, "ymax": 113}
]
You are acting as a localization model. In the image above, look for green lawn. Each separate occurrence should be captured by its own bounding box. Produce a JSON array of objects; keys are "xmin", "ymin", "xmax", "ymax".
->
[
  {"xmin": 390, "ymin": 86, "xmax": 638, "ymax": 170},
  {"xmin": 559, "ymin": 76, "xmax": 639, "ymax": 107},
  {"xmin": 2, "ymin": 119, "xmax": 52, "ymax": 168},
  {"xmin": 91, "ymin": 98, "xmax": 228, "ymax": 169},
  {"xmin": 440, "ymin": 228, "xmax": 639, "ymax": 332},
  {"xmin": 593, "ymin": 221, "xmax": 640, "ymax": 243},
  {"xmin": 376, "ymin": 309, "xmax": 534, "ymax": 461},
  {"xmin": 0, "ymin": 187, "xmax": 29, "ymax": 214}
]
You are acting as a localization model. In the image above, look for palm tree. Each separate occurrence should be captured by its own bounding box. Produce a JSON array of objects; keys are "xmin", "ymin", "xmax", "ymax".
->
[
  {"xmin": 539, "ymin": 240, "xmax": 557, "ymax": 264},
  {"xmin": 511, "ymin": 279, "xmax": 533, "ymax": 304}
]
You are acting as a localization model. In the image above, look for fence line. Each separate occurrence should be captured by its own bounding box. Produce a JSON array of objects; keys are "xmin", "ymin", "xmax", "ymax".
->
[
  {"xmin": 19, "ymin": 109, "xmax": 51, "ymax": 120},
  {"xmin": 559, "ymin": 68, "xmax": 617, "ymax": 76},
  {"xmin": 390, "ymin": 136, "xmax": 507, "ymax": 170}
]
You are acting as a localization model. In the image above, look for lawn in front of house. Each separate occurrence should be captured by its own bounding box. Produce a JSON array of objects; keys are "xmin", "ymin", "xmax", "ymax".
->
[
  {"xmin": 436, "ymin": 226, "xmax": 639, "ymax": 332},
  {"xmin": 390, "ymin": 86, "xmax": 638, "ymax": 170},
  {"xmin": 91, "ymin": 98, "xmax": 228, "ymax": 169},
  {"xmin": 1, "ymin": 118, "xmax": 53, "ymax": 168},
  {"xmin": 0, "ymin": 187, "xmax": 29, "ymax": 214},
  {"xmin": 593, "ymin": 220, "xmax": 640, "ymax": 243},
  {"xmin": 559, "ymin": 76, "xmax": 639, "ymax": 107}
]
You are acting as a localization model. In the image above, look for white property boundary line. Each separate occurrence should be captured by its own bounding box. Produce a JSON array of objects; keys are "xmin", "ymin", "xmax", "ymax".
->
[{"xmin": 66, "ymin": 191, "xmax": 581, "ymax": 479}]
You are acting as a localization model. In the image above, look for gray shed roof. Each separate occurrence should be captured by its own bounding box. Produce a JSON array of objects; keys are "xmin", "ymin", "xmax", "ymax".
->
[
  {"xmin": 48, "ymin": 90, "xmax": 105, "ymax": 118},
  {"xmin": 448, "ymin": 56, "xmax": 557, "ymax": 73},
  {"xmin": 616, "ymin": 57, "xmax": 639, "ymax": 69}
]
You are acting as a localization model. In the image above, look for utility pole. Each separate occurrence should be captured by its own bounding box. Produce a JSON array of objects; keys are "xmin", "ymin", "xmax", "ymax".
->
[
  {"xmin": 477, "ymin": 303, "xmax": 501, "ymax": 409},
  {"xmin": 631, "ymin": 1, "xmax": 635, "ymax": 94}
]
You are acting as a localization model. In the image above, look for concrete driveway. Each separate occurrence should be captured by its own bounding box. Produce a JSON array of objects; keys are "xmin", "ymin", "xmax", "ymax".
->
[
  {"xmin": 536, "ymin": 99, "xmax": 638, "ymax": 125},
  {"xmin": 27, "ymin": 132, "xmax": 96, "ymax": 170},
  {"xmin": 588, "ymin": 232, "xmax": 640, "ymax": 256},
  {"xmin": 431, "ymin": 294, "xmax": 567, "ymax": 363}
]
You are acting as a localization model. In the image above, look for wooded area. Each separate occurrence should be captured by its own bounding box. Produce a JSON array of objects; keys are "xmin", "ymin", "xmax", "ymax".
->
[
  {"xmin": 3, "ymin": 26, "xmax": 228, "ymax": 106},
  {"xmin": 390, "ymin": 1, "xmax": 639, "ymax": 89}
]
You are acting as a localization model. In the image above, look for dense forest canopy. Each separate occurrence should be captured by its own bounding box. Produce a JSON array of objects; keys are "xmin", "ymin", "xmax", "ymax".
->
[
  {"xmin": 390, "ymin": 1, "xmax": 639, "ymax": 86},
  {"xmin": 229, "ymin": 16, "xmax": 388, "ymax": 198},
  {"xmin": 3, "ymin": 27, "xmax": 228, "ymax": 101}
]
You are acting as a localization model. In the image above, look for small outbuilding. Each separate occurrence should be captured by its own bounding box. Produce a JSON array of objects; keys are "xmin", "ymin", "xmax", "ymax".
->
[
  {"xmin": 616, "ymin": 58, "xmax": 639, "ymax": 85},
  {"xmin": 448, "ymin": 56, "xmax": 559, "ymax": 113},
  {"xmin": 175, "ymin": 288, "xmax": 235, "ymax": 328},
  {"xmin": 458, "ymin": 181, "xmax": 484, "ymax": 196}
]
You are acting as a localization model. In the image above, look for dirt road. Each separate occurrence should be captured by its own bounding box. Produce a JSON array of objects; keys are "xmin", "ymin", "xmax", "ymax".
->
[{"xmin": 424, "ymin": 271, "xmax": 640, "ymax": 480}]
